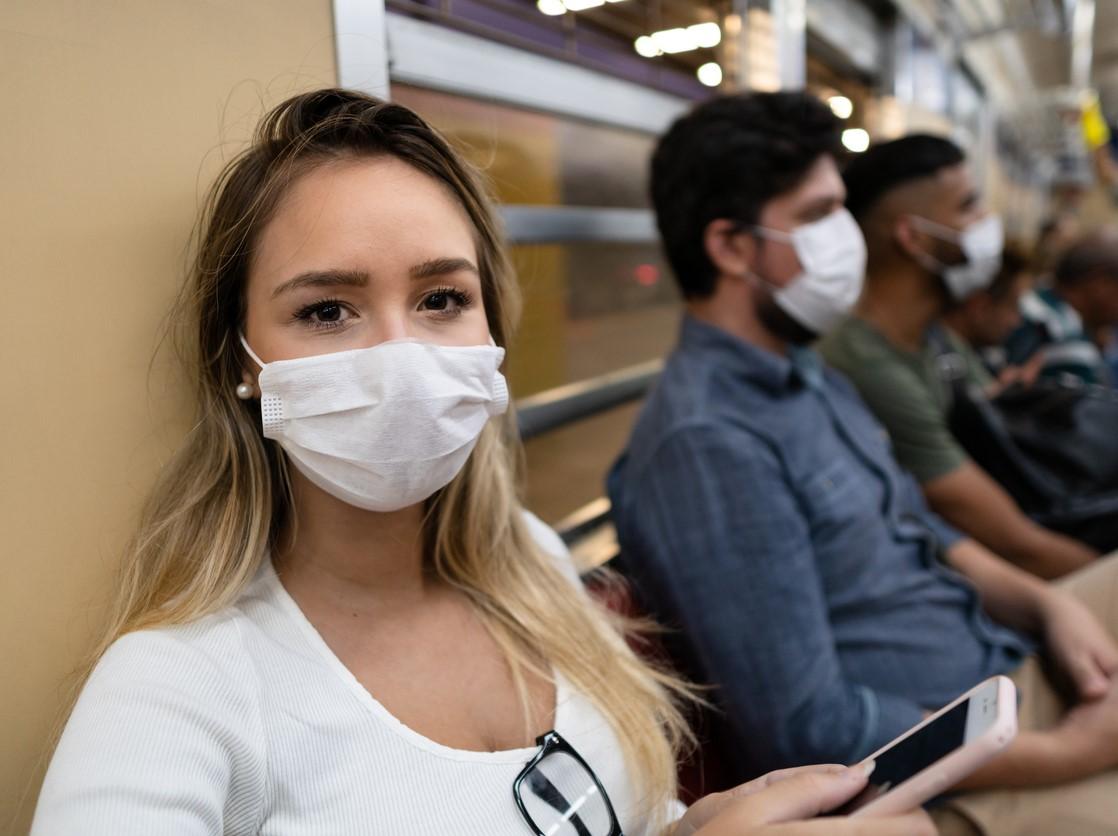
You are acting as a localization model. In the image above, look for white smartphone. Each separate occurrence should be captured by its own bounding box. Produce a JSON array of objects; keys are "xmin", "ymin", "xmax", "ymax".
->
[{"xmin": 838, "ymin": 675, "xmax": 1017, "ymax": 818}]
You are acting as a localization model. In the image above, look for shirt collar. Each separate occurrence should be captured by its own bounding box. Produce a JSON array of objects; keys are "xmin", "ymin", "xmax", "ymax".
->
[{"xmin": 678, "ymin": 314, "xmax": 820, "ymax": 393}]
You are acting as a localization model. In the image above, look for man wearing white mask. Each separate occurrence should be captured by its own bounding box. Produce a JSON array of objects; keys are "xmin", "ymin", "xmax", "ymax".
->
[
  {"xmin": 821, "ymin": 135, "xmax": 1097, "ymax": 580},
  {"xmin": 610, "ymin": 93, "xmax": 1118, "ymax": 835}
]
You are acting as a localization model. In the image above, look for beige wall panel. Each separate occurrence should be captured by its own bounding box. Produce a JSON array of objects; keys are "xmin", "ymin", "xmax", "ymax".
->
[{"xmin": 0, "ymin": 2, "xmax": 337, "ymax": 830}]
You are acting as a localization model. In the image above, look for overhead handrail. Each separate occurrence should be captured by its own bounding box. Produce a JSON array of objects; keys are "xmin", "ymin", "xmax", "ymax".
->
[
  {"xmin": 515, "ymin": 359, "xmax": 663, "ymax": 570},
  {"xmin": 501, "ymin": 205, "xmax": 659, "ymax": 244},
  {"xmin": 516, "ymin": 358, "xmax": 663, "ymax": 440}
]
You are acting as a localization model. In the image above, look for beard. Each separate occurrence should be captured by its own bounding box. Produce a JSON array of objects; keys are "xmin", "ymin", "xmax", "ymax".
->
[{"xmin": 755, "ymin": 289, "xmax": 819, "ymax": 346}]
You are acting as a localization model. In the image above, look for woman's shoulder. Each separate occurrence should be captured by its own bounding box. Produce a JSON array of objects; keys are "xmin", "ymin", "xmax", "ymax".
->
[
  {"xmin": 520, "ymin": 508, "xmax": 581, "ymax": 586},
  {"xmin": 34, "ymin": 611, "xmax": 268, "ymax": 835},
  {"xmin": 79, "ymin": 607, "xmax": 264, "ymax": 734},
  {"xmin": 97, "ymin": 608, "xmax": 253, "ymax": 682},
  {"xmin": 520, "ymin": 507, "xmax": 565, "ymax": 556}
]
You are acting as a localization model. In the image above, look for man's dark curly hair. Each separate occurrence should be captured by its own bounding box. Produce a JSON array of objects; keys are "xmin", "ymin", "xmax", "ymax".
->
[{"xmin": 650, "ymin": 92, "xmax": 841, "ymax": 299}]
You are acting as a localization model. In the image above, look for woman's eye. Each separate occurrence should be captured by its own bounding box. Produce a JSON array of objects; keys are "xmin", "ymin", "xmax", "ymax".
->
[
  {"xmin": 294, "ymin": 300, "xmax": 353, "ymax": 329},
  {"xmin": 420, "ymin": 288, "xmax": 471, "ymax": 316},
  {"xmin": 423, "ymin": 293, "xmax": 451, "ymax": 311},
  {"xmin": 315, "ymin": 303, "xmax": 342, "ymax": 322}
]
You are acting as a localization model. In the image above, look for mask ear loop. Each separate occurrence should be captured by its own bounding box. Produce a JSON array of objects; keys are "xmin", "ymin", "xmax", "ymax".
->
[
  {"xmin": 740, "ymin": 225, "xmax": 792, "ymax": 291},
  {"xmin": 908, "ymin": 215, "xmax": 962, "ymax": 244},
  {"xmin": 234, "ymin": 333, "xmax": 265, "ymax": 401},
  {"xmin": 902, "ymin": 216, "xmax": 955, "ymax": 277},
  {"xmin": 239, "ymin": 333, "xmax": 266, "ymax": 369}
]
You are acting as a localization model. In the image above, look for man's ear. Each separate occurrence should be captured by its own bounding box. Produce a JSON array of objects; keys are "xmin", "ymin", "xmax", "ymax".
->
[
  {"xmin": 704, "ymin": 218, "xmax": 757, "ymax": 279},
  {"xmin": 892, "ymin": 215, "xmax": 925, "ymax": 260}
]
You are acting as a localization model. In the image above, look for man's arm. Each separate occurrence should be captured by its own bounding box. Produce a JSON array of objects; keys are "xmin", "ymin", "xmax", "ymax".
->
[
  {"xmin": 924, "ymin": 461, "xmax": 1097, "ymax": 579},
  {"xmin": 623, "ymin": 423, "xmax": 924, "ymax": 774},
  {"xmin": 957, "ymin": 695, "xmax": 1118, "ymax": 791},
  {"xmin": 945, "ymin": 537, "xmax": 1118, "ymax": 698},
  {"xmin": 824, "ymin": 355, "xmax": 1095, "ymax": 577},
  {"xmin": 942, "ymin": 537, "xmax": 1118, "ymax": 788}
]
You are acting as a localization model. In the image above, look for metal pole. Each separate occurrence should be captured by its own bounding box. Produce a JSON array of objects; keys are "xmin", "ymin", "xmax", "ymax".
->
[
  {"xmin": 770, "ymin": 0, "xmax": 806, "ymax": 89},
  {"xmin": 722, "ymin": 0, "xmax": 751, "ymax": 92},
  {"xmin": 333, "ymin": 0, "xmax": 391, "ymax": 97},
  {"xmin": 1070, "ymin": 0, "xmax": 1096, "ymax": 92}
]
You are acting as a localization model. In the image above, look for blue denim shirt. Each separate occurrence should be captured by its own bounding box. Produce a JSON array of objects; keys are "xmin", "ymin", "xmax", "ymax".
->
[{"xmin": 608, "ymin": 316, "xmax": 1029, "ymax": 777}]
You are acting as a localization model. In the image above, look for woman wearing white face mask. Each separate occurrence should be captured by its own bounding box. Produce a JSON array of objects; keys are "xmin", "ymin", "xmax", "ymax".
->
[{"xmin": 32, "ymin": 89, "xmax": 930, "ymax": 836}]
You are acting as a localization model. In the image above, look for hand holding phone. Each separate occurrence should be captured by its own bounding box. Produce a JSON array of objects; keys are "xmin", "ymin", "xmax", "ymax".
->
[
  {"xmin": 676, "ymin": 764, "xmax": 936, "ymax": 836},
  {"xmin": 840, "ymin": 675, "xmax": 1017, "ymax": 818}
]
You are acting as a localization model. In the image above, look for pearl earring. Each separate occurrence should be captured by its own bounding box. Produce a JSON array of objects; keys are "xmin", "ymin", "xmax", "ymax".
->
[{"xmin": 236, "ymin": 382, "xmax": 254, "ymax": 400}]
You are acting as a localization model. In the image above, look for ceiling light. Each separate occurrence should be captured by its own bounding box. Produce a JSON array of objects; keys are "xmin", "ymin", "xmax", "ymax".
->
[
  {"xmin": 636, "ymin": 23, "xmax": 723, "ymax": 57},
  {"xmin": 689, "ymin": 22, "xmax": 722, "ymax": 49},
  {"xmin": 842, "ymin": 128, "xmax": 870, "ymax": 153},
  {"xmin": 537, "ymin": 0, "xmax": 628, "ymax": 13},
  {"xmin": 697, "ymin": 62, "xmax": 723, "ymax": 87},
  {"xmin": 651, "ymin": 27, "xmax": 693, "ymax": 54},
  {"xmin": 828, "ymin": 95, "xmax": 853, "ymax": 119},
  {"xmin": 634, "ymin": 35, "xmax": 661, "ymax": 57}
]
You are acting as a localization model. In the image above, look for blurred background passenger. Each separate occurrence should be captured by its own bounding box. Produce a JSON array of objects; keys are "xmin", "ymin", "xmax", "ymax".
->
[
  {"xmin": 823, "ymin": 135, "xmax": 1098, "ymax": 579},
  {"xmin": 940, "ymin": 244, "xmax": 1041, "ymax": 386},
  {"xmin": 1031, "ymin": 213, "xmax": 1082, "ymax": 284},
  {"xmin": 1106, "ymin": 327, "xmax": 1118, "ymax": 382},
  {"xmin": 609, "ymin": 92, "xmax": 1118, "ymax": 836},
  {"xmin": 1004, "ymin": 227, "xmax": 1118, "ymax": 386}
]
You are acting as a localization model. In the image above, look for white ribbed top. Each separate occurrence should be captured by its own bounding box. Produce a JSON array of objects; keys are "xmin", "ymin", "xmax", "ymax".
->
[{"xmin": 33, "ymin": 512, "xmax": 683, "ymax": 835}]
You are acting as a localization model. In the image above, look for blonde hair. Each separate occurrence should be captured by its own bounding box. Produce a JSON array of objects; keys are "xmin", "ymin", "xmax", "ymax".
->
[{"xmin": 67, "ymin": 89, "xmax": 695, "ymax": 821}]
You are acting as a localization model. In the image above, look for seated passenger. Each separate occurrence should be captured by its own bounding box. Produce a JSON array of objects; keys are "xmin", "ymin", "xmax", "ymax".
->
[
  {"xmin": 1003, "ymin": 228, "xmax": 1118, "ymax": 386},
  {"xmin": 821, "ymin": 136, "xmax": 1097, "ymax": 579},
  {"xmin": 940, "ymin": 245, "xmax": 1040, "ymax": 386},
  {"xmin": 1032, "ymin": 213, "xmax": 1081, "ymax": 284},
  {"xmin": 32, "ymin": 89, "xmax": 935, "ymax": 836},
  {"xmin": 608, "ymin": 91, "xmax": 1118, "ymax": 835},
  {"xmin": 1106, "ymin": 326, "xmax": 1118, "ymax": 382}
]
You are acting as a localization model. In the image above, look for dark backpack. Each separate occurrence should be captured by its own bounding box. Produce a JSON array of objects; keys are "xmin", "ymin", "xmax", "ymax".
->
[{"xmin": 930, "ymin": 327, "xmax": 1118, "ymax": 552}]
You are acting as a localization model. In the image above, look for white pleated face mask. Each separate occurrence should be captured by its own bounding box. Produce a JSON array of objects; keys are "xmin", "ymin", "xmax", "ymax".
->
[
  {"xmin": 910, "ymin": 213, "xmax": 1004, "ymax": 300},
  {"xmin": 241, "ymin": 336, "xmax": 509, "ymax": 512},
  {"xmin": 753, "ymin": 208, "xmax": 867, "ymax": 335}
]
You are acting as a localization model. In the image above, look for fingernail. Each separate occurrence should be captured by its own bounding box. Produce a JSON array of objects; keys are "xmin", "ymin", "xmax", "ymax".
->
[{"xmin": 858, "ymin": 760, "xmax": 876, "ymax": 778}]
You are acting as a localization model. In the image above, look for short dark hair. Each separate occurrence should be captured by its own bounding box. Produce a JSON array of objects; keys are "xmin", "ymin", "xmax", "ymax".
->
[
  {"xmin": 650, "ymin": 92, "xmax": 841, "ymax": 299},
  {"xmin": 987, "ymin": 243, "xmax": 1031, "ymax": 300},
  {"xmin": 1055, "ymin": 230, "xmax": 1118, "ymax": 287},
  {"xmin": 843, "ymin": 134, "xmax": 965, "ymax": 220}
]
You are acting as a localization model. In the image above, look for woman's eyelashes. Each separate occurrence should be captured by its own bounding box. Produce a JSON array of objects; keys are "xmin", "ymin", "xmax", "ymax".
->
[
  {"xmin": 292, "ymin": 298, "xmax": 354, "ymax": 330},
  {"xmin": 289, "ymin": 286, "xmax": 475, "ymax": 331},
  {"xmin": 418, "ymin": 286, "xmax": 473, "ymax": 318}
]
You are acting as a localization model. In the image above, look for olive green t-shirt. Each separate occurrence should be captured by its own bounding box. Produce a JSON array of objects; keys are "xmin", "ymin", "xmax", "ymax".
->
[{"xmin": 818, "ymin": 317, "xmax": 992, "ymax": 483}]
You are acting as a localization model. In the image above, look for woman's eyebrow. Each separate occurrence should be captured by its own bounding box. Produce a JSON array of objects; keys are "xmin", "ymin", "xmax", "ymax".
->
[
  {"xmin": 271, "ymin": 269, "xmax": 368, "ymax": 299},
  {"xmin": 409, "ymin": 257, "xmax": 478, "ymax": 280}
]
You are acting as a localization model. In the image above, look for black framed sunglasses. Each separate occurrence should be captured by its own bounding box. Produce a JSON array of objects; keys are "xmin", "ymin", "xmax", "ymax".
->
[{"xmin": 513, "ymin": 730, "xmax": 623, "ymax": 836}]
